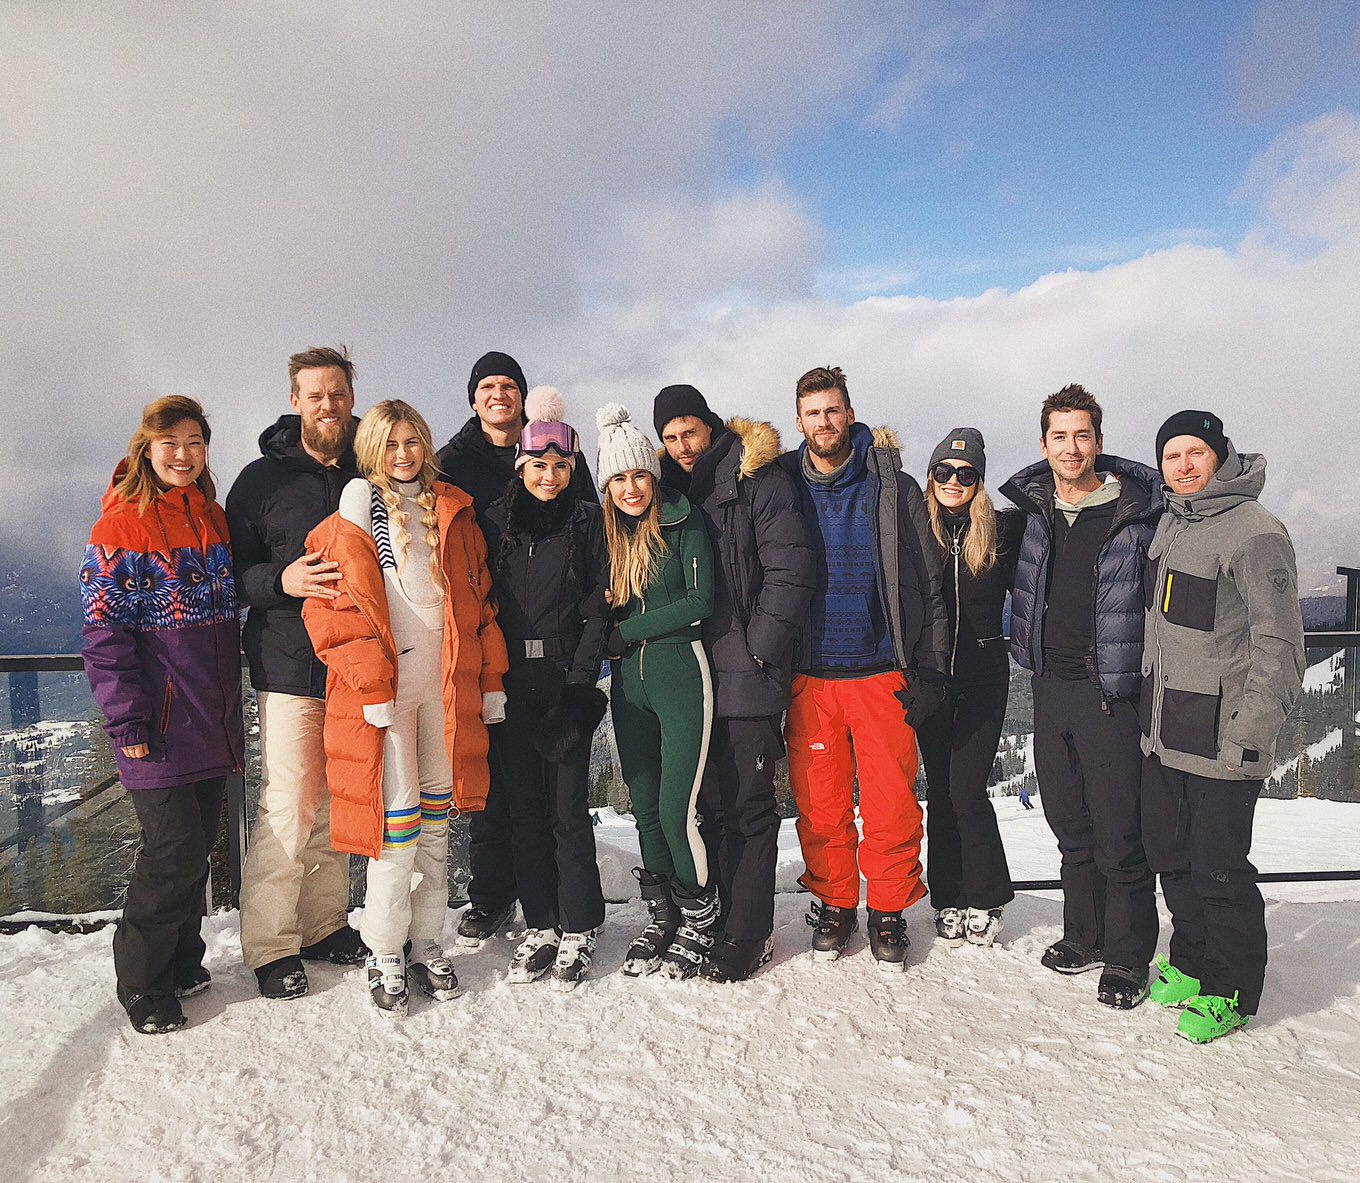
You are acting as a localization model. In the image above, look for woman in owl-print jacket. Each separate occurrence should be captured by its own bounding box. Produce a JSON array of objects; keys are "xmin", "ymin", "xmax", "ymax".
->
[{"xmin": 81, "ymin": 396, "xmax": 243, "ymax": 1037}]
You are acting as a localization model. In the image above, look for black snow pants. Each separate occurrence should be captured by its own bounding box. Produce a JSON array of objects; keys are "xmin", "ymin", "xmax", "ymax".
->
[
  {"xmin": 113, "ymin": 777, "xmax": 225, "ymax": 996},
  {"xmin": 1031, "ymin": 673, "xmax": 1157, "ymax": 970},
  {"xmin": 698, "ymin": 715, "xmax": 785, "ymax": 941},
  {"xmin": 918, "ymin": 679, "xmax": 1014, "ymax": 911},
  {"xmin": 1141, "ymin": 753, "xmax": 1267, "ymax": 1014}
]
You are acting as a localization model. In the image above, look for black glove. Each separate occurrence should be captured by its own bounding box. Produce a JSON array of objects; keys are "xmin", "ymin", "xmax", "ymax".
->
[
  {"xmin": 534, "ymin": 683, "xmax": 609, "ymax": 763},
  {"xmin": 606, "ymin": 625, "xmax": 631, "ymax": 659},
  {"xmin": 894, "ymin": 672, "xmax": 946, "ymax": 730}
]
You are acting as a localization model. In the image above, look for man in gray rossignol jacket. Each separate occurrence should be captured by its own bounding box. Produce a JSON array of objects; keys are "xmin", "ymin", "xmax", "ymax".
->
[{"xmin": 1139, "ymin": 409, "xmax": 1305, "ymax": 1044}]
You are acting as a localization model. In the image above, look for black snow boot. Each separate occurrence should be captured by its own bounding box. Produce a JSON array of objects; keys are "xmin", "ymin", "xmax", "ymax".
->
[
  {"xmin": 456, "ymin": 901, "xmax": 518, "ymax": 948},
  {"xmin": 700, "ymin": 933, "xmax": 774, "ymax": 983},
  {"xmin": 806, "ymin": 901, "xmax": 858, "ymax": 961},
  {"xmin": 1041, "ymin": 938, "xmax": 1104, "ymax": 975},
  {"xmin": 622, "ymin": 868, "xmax": 680, "ymax": 977},
  {"xmin": 660, "ymin": 881, "xmax": 722, "ymax": 980},
  {"xmin": 1097, "ymin": 964, "xmax": 1150, "ymax": 1010},
  {"xmin": 867, "ymin": 909, "xmax": 909, "ymax": 973}
]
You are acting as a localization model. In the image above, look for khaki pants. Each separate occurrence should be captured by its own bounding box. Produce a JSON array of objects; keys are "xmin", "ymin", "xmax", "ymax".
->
[{"xmin": 239, "ymin": 691, "xmax": 350, "ymax": 970}]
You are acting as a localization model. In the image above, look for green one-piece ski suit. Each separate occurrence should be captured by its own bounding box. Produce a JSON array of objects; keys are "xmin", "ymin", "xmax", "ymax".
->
[{"xmin": 611, "ymin": 490, "xmax": 715, "ymax": 890}]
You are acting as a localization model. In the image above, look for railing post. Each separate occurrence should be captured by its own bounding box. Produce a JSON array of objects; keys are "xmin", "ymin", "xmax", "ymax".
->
[{"xmin": 1341, "ymin": 567, "xmax": 1360, "ymax": 803}]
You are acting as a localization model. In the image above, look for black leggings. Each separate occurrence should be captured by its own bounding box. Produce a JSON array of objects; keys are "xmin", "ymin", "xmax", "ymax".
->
[{"xmin": 918, "ymin": 681, "xmax": 1014, "ymax": 911}]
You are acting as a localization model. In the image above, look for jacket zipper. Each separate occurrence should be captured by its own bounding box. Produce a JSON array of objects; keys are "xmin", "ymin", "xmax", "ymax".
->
[
  {"xmin": 1148, "ymin": 523, "xmax": 1183, "ymax": 748},
  {"xmin": 160, "ymin": 679, "xmax": 174, "ymax": 733},
  {"xmin": 949, "ymin": 527, "xmax": 962, "ymax": 677}
]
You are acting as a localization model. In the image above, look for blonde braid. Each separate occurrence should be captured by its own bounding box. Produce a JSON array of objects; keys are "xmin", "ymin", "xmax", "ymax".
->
[{"xmin": 417, "ymin": 487, "xmax": 444, "ymax": 591}]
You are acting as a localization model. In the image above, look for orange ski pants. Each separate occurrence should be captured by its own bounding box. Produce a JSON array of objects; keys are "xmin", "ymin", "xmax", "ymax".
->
[{"xmin": 786, "ymin": 671, "xmax": 926, "ymax": 913}]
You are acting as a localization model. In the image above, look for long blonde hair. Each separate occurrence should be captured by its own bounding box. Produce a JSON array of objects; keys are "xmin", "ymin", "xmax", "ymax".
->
[
  {"xmin": 117, "ymin": 395, "xmax": 216, "ymax": 514},
  {"xmin": 926, "ymin": 477, "xmax": 998, "ymax": 577},
  {"xmin": 602, "ymin": 477, "xmax": 666, "ymax": 607},
  {"xmin": 354, "ymin": 400, "xmax": 443, "ymax": 591}
]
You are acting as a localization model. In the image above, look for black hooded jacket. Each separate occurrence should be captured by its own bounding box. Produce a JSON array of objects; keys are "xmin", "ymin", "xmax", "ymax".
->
[
  {"xmin": 480, "ymin": 486, "xmax": 611, "ymax": 697},
  {"xmin": 436, "ymin": 415, "xmax": 598, "ymax": 518},
  {"xmin": 660, "ymin": 418, "xmax": 815, "ymax": 718},
  {"xmin": 225, "ymin": 415, "xmax": 359, "ymax": 698}
]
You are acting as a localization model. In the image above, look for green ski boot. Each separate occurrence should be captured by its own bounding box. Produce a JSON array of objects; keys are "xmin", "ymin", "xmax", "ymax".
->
[
  {"xmin": 1177, "ymin": 992, "xmax": 1249, "ymax": 1044},
  {"xmin": 1148, "ymin": 955, "xmax": 1201, "ymax": 1008}
]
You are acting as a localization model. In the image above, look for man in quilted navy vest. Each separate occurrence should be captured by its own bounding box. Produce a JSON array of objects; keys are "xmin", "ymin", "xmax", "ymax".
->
[{"xmin": 1001, "ymin": 384, "xmax": 1162, "ymax": 1010}]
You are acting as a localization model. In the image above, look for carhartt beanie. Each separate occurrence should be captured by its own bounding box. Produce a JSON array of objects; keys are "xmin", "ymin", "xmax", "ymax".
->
[
  {"xmin": 467, "ymin": 351, "xmax": 529, "ymax": 406},
  {"xmin": 652, "ymin": 383, "xmax": 723, "ymax": 439},
  {"xmin": 928, "ymin": 427, "xmax": 987, "ymax": 481},
  {"xmin": 595, "ymin": 403, "xmax": 661, "ymax": 491},
  {"xmin": 1156, "ymin": 410, "xmax": 1228, "ymax": 468}
]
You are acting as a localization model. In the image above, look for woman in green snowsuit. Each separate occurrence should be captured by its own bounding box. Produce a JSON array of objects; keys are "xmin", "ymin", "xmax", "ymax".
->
[{"xmin": 595, "ymin": 402, "xmax": 717, "ymax": 980}]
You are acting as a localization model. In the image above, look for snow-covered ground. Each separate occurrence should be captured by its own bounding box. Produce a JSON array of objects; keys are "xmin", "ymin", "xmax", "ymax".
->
[{"xmin": 3, "ymin": 799, "xmax": 1360, "ymax": 1183}]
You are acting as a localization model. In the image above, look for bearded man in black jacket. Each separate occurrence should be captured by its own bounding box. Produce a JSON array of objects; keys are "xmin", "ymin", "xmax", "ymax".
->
[
  {"xmin": 227, "ymin": 345, "xmax": 369, "ymax": 999},
  {"xmin": 654, "ymin": 384, "xmax": 815, "ymax": 982}
]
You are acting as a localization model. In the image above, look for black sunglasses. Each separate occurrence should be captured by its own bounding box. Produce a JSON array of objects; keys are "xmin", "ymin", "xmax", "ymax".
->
[{"xmin": 931, "ymin": 463, "xmax": 980, "ymax": 487}]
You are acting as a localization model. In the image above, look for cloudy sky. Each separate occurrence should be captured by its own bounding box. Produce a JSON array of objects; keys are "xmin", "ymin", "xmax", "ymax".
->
[{"xmin": 3, "ymin": 1, "xmax": 1358, "ymax": 589}]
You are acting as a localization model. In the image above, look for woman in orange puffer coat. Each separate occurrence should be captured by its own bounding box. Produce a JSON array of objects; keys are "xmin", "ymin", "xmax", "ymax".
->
[{"xmin": 302, "ymin": 400, "xmax": 507, "ymax": 1016}]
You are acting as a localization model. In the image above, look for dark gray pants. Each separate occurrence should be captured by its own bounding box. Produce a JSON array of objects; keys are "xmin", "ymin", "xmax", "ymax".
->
[{"xmin": 1141, "ymin": 753, "xmax": 1266, "ymax": 1014}]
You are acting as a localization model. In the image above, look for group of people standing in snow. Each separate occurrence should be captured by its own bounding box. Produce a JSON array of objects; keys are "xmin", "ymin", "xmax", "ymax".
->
[{"xmin": 81, "ymin": 345, "xmax": 1305, "ymax": 1048}]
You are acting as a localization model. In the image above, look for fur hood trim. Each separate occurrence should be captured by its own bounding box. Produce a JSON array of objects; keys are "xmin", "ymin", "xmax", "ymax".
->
[
  {"xmin": 727, "ymin": 416, "xmax": 781, "ymax": 479},
  {"xmin": 871, "ymin": 426, "xmax": 901, "ymax": 451}
]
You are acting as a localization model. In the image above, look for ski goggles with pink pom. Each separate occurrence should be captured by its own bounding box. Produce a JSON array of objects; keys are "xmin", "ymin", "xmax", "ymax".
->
[{"xmin": 515, "ymin": 421, "xmax": 580, "ymax": 469}]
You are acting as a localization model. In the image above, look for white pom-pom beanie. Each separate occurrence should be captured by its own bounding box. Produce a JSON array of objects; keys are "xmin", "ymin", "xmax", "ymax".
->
[{"xmin": 595, "ymin": 402, "xmax": 661, "ymax": 492}]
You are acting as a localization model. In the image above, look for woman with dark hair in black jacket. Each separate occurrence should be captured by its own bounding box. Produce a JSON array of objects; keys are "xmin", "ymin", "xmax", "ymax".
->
[
  {"xmin": 480, "ymin": 387, "xmax": 611, "ymax": 990},
  {"xmin": 917, "ymin": 429, "xmax": 1023, "ymax": 949}
]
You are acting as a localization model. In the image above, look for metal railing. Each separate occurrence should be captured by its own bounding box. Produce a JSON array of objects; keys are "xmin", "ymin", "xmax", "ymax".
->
[{"xmin": 4, "ymin": 566, "xmax": 1359, "ymax": 928}]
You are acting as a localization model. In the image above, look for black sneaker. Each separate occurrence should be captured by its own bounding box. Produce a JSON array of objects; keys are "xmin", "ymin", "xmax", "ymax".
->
[
  {"xmin": 118, "ymin": 985, "xmax": 187, "ymax": 1035},
  {"xmin": 1041, "ymin": 938, "xmax": 1104, "ymax": 975},
  {"xmin": 300, "ymin": 925, "xmax": 369, "ymax": 966},
  {"xmin": 456, "ymin": 902, "xmax": 517, "ymax": 948},
  {"xmin": 173, "ymin": 965, "xmax": 211, "ymax": 998},
  {"xmin": 366, "ymin": 952, "xmax": 409, "ymax": 1017},
  {"xmin": 1097, "ymin": 964, "xmax": 1150, "ymax": 1010},
  {"xmin": 255, "ymin": 955, "xmax": 308, "ymax": 1000},
  {"xmin": 806, "ymin": 901, "xmax": 858, "ymax": 961},
  {"xmin": 700, "ymin": 934, "xmax": 775, "ymax": 983},
  {"xmin": 867, "ymin": 909, "xmax": 909, "ymax": 972}
]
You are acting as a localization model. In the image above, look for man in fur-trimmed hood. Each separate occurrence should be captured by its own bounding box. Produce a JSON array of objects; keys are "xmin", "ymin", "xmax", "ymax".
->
[{"xmin": 655, "ymin": 383, "xmax": 815, "ymax": 983}]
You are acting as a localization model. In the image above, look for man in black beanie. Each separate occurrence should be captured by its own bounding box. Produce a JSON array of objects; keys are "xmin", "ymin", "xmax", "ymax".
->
[
  {"xmin": 436, "ymin": 351, "xmax": 598, "ymax": 946},
  {"xmin": 655, "ymin": 383, "xmax": 815, "ymax": 981}
]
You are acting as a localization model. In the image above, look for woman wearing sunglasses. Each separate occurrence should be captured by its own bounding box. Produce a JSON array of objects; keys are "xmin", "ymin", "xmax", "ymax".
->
[{"xmin": 918, "ymin": 429, "xmax": 1023, "ymax": 949}]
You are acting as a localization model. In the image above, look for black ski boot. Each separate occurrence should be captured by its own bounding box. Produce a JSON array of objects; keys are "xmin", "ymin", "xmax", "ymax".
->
[
  {"xmin": 1041, "ymin": 938, "xmax": 1104, "ymax": 975},
  {"xmin": 700, "ymin": 933, "xmax": 774, "ymax": 983},
  {"xmin": 806, "ymin": 901, "xmax": 858, "ymax": 960},
  {"xmin": 456, "ymin": 901, "xmax": 517, "ymax": 949},
  {"xmin": 867, "ymin": 909, "xmax": 909, "ymax": 973},
  {"xmin": 623, "ymin": 869, "xmax": 680, "ymax": 977},
  {"xmin": 661, "ymin": 881, "xmax": 722, "ymax": 980}
]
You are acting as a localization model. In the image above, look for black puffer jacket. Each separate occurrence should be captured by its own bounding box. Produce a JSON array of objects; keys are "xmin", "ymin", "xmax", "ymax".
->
[
  {"xmin": 437, "ymin": 415, "xmax": 598, "ymax": 516},
  {"xmin": 935, "ymin": 506, "xmax": 1025, "ymax": 687},
  {"xmin": 481, "ymin": 485, "xmax": 611, "ymax": 697},
  {"xmin": 776, "ymin": 424, "xmax": 949, "ymax": 681},
  {"xmin": 1001, "ymin": 455, "xmax": 1162, "ymax": 702},
  {"xmin": 225, "ymin": 416, "xmax": 359, "ymax": 698},
  {"xmin": 660, "ymin": 418, "xmax": 815, "ymax": 718}
]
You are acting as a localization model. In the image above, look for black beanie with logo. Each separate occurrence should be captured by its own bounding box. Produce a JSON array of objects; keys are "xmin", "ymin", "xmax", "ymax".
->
[{"xmin": 1156, "ymin": 409, "xmax": 1228, "ymax": 467}]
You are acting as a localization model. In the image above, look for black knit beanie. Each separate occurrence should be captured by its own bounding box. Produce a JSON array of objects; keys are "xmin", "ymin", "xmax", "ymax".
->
[
  {"xmin": 1156, "ymin": 410, "xmax": 1228, "ymax": 468},
  {"xmin": 467, "ymin": 351, "xmax": 529, "ymax": 406},
  {"xmin": 928, "ymin": 427, "xmax": 987, "ymax": 481},
  {"xmin": 653, "ymin": 384, "xmax": 724, "ymax": 439}
]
